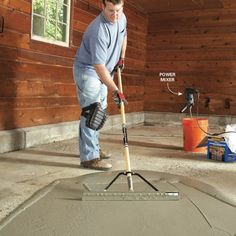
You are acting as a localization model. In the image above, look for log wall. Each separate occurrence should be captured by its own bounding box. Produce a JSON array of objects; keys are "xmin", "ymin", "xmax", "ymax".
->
[
  {"xmin": 0, "ymin": 0, "xmax": 147, "ymax": 131},
  {"xmin": 145, "ymin": 4, "xmax": 236, "ymax": 115},
  {"xmin": 3, "ymin": 0, "xmax": 234, "ymax": 132}
]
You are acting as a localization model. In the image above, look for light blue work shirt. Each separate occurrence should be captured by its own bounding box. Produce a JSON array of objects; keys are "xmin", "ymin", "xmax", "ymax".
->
[{"xmin": 74, "ymin": 11, "xmax": 127, "ymax": 73}]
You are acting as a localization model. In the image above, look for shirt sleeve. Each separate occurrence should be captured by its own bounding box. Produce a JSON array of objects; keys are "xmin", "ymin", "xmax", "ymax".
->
[
  {"xmin": 90, "ymin": 27, "xmax": 109, "ymax": 65},
  {"xmin": 120, "ymin": 13, "xmax": 127, "ymax": 37}
]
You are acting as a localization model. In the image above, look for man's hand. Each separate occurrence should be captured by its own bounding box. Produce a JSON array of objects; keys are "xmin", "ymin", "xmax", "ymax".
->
[
  {"xmin": 112, "ymin": 90, "xmax": 127, "ymax": 108},
  {"xmin": 114, "ymin": 58, "xmax": 125, "ymax": 72},
  {"xmin": 117, "ymin": 58, "xmax": 125, "ymax": 70}
]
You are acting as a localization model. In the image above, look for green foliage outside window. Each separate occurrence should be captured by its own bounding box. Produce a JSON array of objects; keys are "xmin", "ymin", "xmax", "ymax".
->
[{"xmin": 32, "ymin": 0, "xmax": 70, "ymax": 45}]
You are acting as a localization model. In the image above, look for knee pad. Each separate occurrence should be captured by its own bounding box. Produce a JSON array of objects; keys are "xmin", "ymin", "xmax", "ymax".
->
[{"xmin": 81, "ymin": 102, "xmax": 108, "ymax": 131}]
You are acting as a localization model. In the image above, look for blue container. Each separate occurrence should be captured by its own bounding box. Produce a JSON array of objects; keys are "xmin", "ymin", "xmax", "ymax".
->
[{"xmin": 207, "ymin": 139, "xmax": 236, "ymax": 162}]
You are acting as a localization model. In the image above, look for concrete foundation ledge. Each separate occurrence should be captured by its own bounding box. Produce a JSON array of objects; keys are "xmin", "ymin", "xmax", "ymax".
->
[
  {"xmin": 1, "ymin": 111, "xmax": 235, "ymax": 153},
  {"xmin": 0, "ymin": 112, "xmax": 144, "ymax": 153},
  {"xmin": 144, "ymin": 112, "xmax": 236, "ymax": 126},
  {"xmin": 0, "ymin": 130, "xmax": 26, "ymax": 153},
  {"xmin": 0, "ymin": 121, "xmax": 79, "ymax": 154}
]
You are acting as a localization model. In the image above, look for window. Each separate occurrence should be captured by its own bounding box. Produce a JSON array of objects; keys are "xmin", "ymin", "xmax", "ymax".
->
[{"xmin": 31, "ymin": 0, "xmax": 71, "ymax": 47}]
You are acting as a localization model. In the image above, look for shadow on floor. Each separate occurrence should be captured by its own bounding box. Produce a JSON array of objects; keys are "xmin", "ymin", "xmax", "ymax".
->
[
  {"xmin": 101, "ymin": 138, "xmax": 183, "ymax": 150},
  {"xmin": 0, "ymin": 156, "xmax": 82, "ymax": 169},
  {"xmin": 19, "ymin": 149, "xmax": 79, "ymax": 158}
]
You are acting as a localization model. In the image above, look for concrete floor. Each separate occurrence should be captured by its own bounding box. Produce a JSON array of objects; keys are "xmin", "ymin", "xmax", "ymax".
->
[{"xmin": 0, "ymin": 122, "xmax": 236, "ymax": 223}]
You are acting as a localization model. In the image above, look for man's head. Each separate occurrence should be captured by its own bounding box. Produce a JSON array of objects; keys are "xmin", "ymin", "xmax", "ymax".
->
[{"xmin": 102, "ymin": 0, "xmax": 124, "ymax": 23}]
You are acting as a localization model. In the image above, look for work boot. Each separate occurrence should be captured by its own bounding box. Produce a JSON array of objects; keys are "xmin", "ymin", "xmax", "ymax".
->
[
  {"xmin": 100, "ymin": 149, "xmax": 112, "ymax": 159},
  {"xmin": 81, "ymin": 158, "xmax": 112, "ymax": 171}
]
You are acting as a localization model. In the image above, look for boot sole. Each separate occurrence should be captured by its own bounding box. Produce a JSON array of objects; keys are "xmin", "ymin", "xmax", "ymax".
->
[{"xmin": 100, "ymin": 155, "xmax": 111, "ymax": 159}]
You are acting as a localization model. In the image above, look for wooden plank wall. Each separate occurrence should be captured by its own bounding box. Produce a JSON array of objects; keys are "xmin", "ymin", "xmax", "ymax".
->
[
  {"xmin": 145, "ymin": 3, "xmax": 236, "ymax": 116},
  {"xmin": 0, "ymin": 0, "xmax": 147, "ymax": 131}
]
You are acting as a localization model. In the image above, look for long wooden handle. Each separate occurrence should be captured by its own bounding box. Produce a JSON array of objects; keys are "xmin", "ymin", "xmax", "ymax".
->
[
  {"xmin": 117, "ymin": 68, "xmax": 126, "ymax": 127},
  {"xmin": 117, "ymin": 68, "xmax": 133, "ymax": 191}
]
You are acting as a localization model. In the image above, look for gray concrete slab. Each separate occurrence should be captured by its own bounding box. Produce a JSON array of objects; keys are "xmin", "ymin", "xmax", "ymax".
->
[
  {"xmin": 1, "ymin": 171, "xmax": 236, "ymax": 236},
  {"xmin": 0, "ymin": 122, "xmax": 236, "ymax": 234}
]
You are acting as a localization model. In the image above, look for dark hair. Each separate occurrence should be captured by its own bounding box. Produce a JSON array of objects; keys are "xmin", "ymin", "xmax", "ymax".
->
[{"xmin": 102, "ymin": 0, "xmax": 123, "ymax": 6}]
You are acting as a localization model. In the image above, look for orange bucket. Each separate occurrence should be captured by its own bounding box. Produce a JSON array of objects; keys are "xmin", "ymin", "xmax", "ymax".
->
[{"xmin": 182, "ymin": 118, "xmax": 208, "ymax": 153}]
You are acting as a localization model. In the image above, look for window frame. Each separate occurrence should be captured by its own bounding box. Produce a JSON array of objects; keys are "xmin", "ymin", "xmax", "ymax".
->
[{"xmin": 31, "ymin": 0, "xmax": 71, "ymax": 47}]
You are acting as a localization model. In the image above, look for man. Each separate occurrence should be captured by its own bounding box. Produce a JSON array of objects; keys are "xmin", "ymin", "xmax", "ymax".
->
[{"xmin": 73, "ymin": 0, "xmax": 127, "ymax": 170}]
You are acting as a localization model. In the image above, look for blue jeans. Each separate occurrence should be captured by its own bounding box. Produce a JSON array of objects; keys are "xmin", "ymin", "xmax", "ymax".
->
[{"xmin": 73, "ymin": 64, "xmax": 108, "ymax": 162}]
